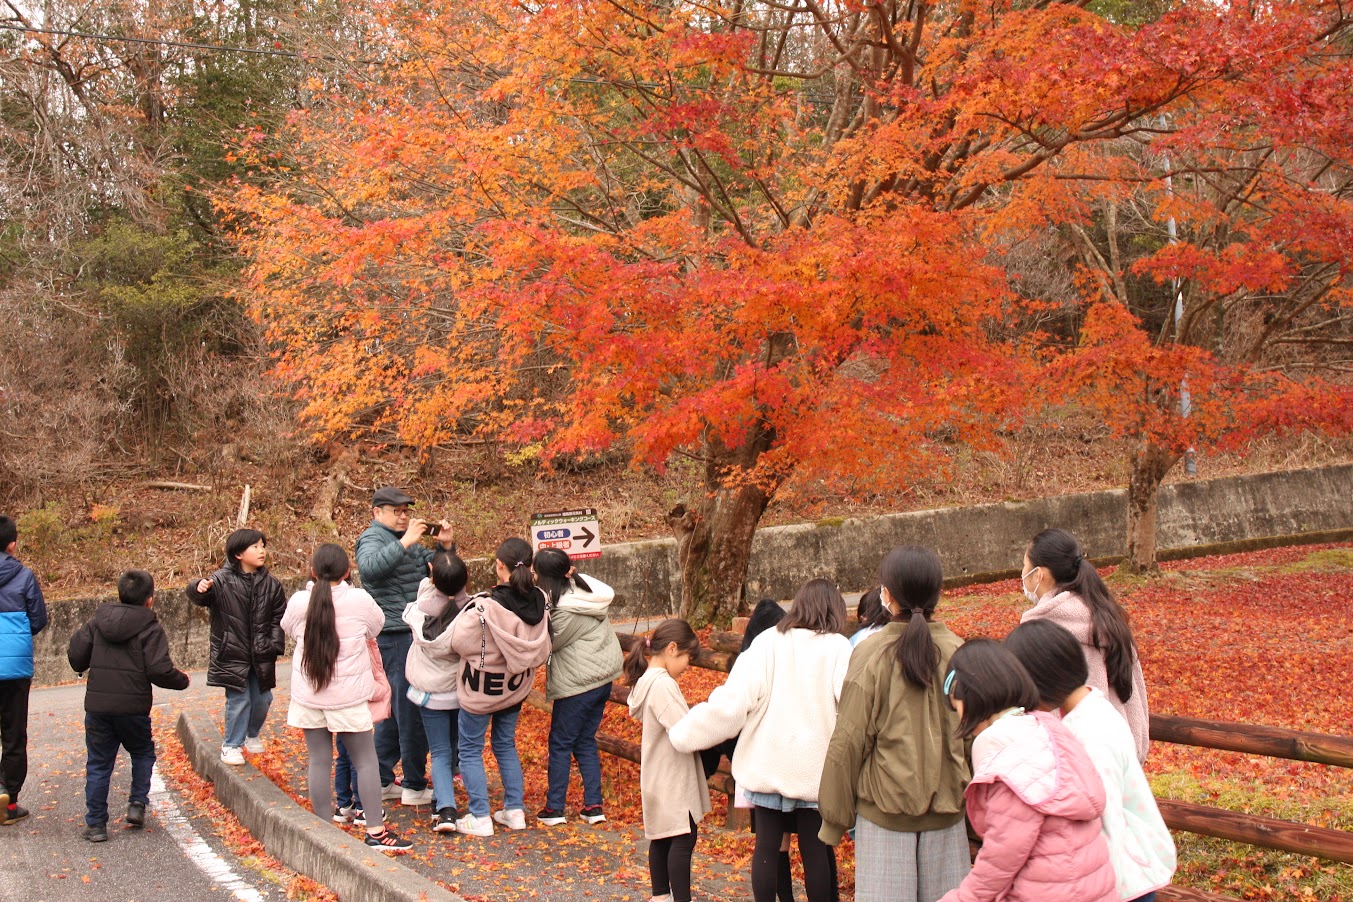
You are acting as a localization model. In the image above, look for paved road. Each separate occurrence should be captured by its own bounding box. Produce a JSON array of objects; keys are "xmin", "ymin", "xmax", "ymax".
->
[{"xmin": 0, "ymin": 673, "xmax": 280, "ymax": 902}]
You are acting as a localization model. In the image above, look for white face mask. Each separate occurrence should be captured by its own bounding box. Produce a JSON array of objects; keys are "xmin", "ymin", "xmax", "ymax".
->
[{"xmin": 1021, "ymin": 566, "xmax": 1041, "ymax": 604}]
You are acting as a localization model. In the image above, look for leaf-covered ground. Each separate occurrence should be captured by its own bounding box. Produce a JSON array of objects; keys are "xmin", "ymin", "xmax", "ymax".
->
[{"xmin": 165, "ymin": 542, "xmax": 1353, "ymax": 901}]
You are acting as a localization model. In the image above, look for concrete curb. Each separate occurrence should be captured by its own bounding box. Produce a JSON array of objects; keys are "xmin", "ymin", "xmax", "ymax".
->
[{"xmin": 176, "ymin": 708, "xmax": 462, "ymax": 902}]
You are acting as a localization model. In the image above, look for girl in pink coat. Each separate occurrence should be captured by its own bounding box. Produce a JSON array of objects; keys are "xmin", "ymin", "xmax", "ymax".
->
[
  {"xmin": 939, "ymin": 639, "xmax": 1115, "ymax": 902},
  {"xmin": 282, "ymin": 544, "xmax": 411, "ymax": 852}
]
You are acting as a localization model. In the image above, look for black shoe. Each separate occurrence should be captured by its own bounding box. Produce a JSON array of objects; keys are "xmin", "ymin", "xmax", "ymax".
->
[
  {"xmin": 579, "ymin": 805, "xmax": 606, "ymax": 825},
  {"xmin": 1, "ymin": 805, "xmax": 28, "ymax": 825},
  {"xmin": 363, "ymin": 828, "xmax": 413, "ymax": 853},
  {"xmin": 432, "ymin": 807, "xmax": 458, "ymax": 833},
  {"xmin": 536, "ymin": 806, "xmax": 566, "ymax": 826},
  {"xmin": 126, "ymin": 802, "xmax": 146, "ymax": 828},
  {"xmin": 83, "ymin": 824, "xmax": 108, "ymax": 843}
]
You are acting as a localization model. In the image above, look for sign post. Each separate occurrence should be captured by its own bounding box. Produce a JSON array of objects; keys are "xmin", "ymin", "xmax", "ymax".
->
[{"xmin": 529, "ymin": 508, "xmax": 602, "ymax": 560}]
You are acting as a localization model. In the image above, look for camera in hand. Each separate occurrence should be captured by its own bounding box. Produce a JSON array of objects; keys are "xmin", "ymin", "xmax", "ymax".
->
[{"xmin": 424, "ymin": 522, "xmax": 443, "ymax": 537}]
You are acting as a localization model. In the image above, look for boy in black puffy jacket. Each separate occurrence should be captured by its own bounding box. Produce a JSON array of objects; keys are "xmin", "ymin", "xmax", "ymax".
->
[
  {"xmin": 68, "ymin": 570, "xmax": 189, "ymax": 842},
  {"xmin": 185, "ymin": 528, "xmax": 287, "ymax": 765}
]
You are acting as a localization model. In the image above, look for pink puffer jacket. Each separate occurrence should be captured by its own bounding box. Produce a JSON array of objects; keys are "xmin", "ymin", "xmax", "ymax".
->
[
  {"xmin": 281, "ymin": 582, "xmax": 385, "ymax": 711},
  {"xmin": 940, "ymin": 710, "xmax": 1116, "ymax": 902}
]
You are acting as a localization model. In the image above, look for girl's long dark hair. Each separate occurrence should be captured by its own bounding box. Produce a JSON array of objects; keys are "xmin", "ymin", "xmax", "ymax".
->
[
  {"xmin": 303, "ymin": 544, "xmax": 348, "ymax": 693},
  {"xmin": 1027, "ymin": 528, "xmax": 1137, "ymax": 702},
  {"xmin": 623, "ymin": 619, "xmax": 700, "ymax": 686},
  {"xmin": 533, "ymin": 547, "xmax": 593, "ymax": 606},
  {"xmin": 880, "ymin": 546, "xmax": 944, "ymax": 688},
  {"xmin": 495, "ymin": 536, "xmax": 536, "ymax": 599}
]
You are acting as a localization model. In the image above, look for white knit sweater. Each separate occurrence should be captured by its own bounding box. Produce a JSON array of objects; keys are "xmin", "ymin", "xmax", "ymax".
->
[{"xmin": 667, "ymin": 627, "xmax": 851, "ymax": 802}]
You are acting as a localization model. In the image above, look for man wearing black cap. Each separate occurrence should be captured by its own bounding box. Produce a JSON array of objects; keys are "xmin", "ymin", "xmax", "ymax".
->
[{"xmin": 355, "ymin": 487, "xmax": 454, "ymax": 807}]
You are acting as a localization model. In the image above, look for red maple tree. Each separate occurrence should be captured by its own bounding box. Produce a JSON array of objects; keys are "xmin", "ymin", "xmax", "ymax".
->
[{"xmin": 231, "ymin": 0, "xmax": 1352, "ymax": 619}]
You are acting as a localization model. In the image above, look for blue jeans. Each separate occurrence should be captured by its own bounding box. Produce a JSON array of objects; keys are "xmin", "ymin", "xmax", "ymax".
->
[
  {"xmin": 222, "ymin": 672, "xmax": 272, "ymax": 748},
  {"xmin": 545, "ymin": 683, "xmax": 610, "ymax": 811},
  {"xmin": 375, "ymin": 631, "xmax": 428, "ymax": 790},
  {"xmin": 84, "ymin": 713, "xmax": 154, "ymax": 828},
  {"xmin": 1130, "ymin": 895, "xmax": 1157, "ymax": 902},
  {"xmin": 419, "ymin": 707, "xmax": 461, "ymax": 812},
  {"xmin": 458, "ymin": 706, "xmax": 523, "ymax": 817},
  {"xmin": 334, "ymin": 735, "xmax": 361, "ymax": 809}
]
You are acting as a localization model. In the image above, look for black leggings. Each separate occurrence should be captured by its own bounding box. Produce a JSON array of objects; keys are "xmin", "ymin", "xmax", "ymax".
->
[
  {"xmin": 751, "ymin": 807, "xmax": 838, "ymax": 902},
  {"xmin": 650, "ymin": 814, "xmax": 699, "ymax": 902},
  {"xmin": 751, "ymin": 807, "xmax": 796, "ymax": 902}
]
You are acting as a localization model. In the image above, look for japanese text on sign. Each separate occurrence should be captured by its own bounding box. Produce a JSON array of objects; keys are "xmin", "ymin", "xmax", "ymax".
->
[{"xmin": 529, "ymin": 508, "xmax": 602, "ymax": 560}]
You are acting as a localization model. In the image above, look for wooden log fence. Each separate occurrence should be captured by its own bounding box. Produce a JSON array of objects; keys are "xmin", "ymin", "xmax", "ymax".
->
[
  {"xmin": 1151, "ymin": 713, "xmax": 1353, "ymax": 769},
  {"xmin": 527, "ymin": 622, "xmax": 1353, "ymax": 898}
]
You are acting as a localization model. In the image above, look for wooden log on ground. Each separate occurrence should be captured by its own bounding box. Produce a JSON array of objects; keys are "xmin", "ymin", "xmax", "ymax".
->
[
  {"xmin": 707, "ymin": 630, "xmax": 744, "ymax": 655},
  {"xmin": 1158, "ymin": 887, "xmax": 1241, "ymax": 902},
  {"xmin": 1157, "ymin": 799, "xmax": 1353, "ymax": 864},
  {"xmin": 527, "ymin": 689, "xmax": 738, "ymax": 803},
  {"xmin": 527, "ymin": 684, "xmax": 630, "ymax": 713},
  {"xmin": 143, "ymin": 480, "xmax": 212, "ymax": 492},
  {"xmin": 1151, "ymin": 714, "xmax": 1353, "ymax": 769}
]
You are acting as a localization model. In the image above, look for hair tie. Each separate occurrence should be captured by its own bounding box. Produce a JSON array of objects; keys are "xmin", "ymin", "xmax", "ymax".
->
[
  {"xmin": 514, "ymin": 560, "xmax": 528, "ymax": 569},
  {"xmin": 645, "ymin": 637, "xmax": 652, "ymax": 649},
  {"xmin": 910, "ymin": 607, "xmax": 924, "ymax": 616}
]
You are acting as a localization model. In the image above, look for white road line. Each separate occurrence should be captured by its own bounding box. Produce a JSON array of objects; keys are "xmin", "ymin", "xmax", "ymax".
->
[{"xmin": 148, "ymin": 768, "xmax": 267, "ymax": 901}]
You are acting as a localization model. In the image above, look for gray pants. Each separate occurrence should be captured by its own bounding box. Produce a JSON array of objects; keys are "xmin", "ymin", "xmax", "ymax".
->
[
  {"xmin": 854, "ymin": 816, "xmax": 970, "ymax": 902},
  {"xmin": 305, "ymin": 728, "xmax": 383, "ymax": 831}
]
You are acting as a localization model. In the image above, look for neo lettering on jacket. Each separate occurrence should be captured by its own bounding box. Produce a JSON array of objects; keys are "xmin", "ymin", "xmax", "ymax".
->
[{"xmin": 461, "ymin": 662, "xmax": 529, "ymax": 695}]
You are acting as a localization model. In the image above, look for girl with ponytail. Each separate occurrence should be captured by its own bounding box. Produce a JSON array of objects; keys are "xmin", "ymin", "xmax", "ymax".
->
[
  {"xmin": 1020, "ymin": 528, "xmax": 1150, "ymax": 762},
  {"xmin": 448, "ymin": 537, "xmax": 551, "ymax": 836},
  {"xmin": 281, "ymin": 545, "xmax": 411, "ymax": 852},
  {"xmin": 818, "ymin": 547, "xmax": 971, "ymax": 901},
  {"xmin": 536, "ymin": 548, "xmax": 623, "ymax": 827},
  {"xmin": 625, "ymin": 619, "xmax": 708, "ymax": 902}
]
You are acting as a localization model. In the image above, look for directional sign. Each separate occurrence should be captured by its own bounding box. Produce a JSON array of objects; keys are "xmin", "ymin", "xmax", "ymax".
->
[{"xmin": 529, "ymin": 508, "xmax": 602, "ymax": 560}]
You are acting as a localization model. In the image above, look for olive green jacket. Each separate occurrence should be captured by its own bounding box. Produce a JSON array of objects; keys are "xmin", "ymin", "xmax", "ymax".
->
[
  {"xmin": 545, "ymin": 575, "xmax": 623, "ymax": 702},
  {"xmin": 818, "ymin": 620, "xmax": 970, "ymax": 845}
]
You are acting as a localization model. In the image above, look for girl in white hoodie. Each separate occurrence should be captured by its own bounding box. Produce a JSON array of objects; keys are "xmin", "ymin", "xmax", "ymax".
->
[
  {"xmin": 403, "ymin": 549, "xmax": 469, "ymax": 834},
  {"xmin": 281, "ymin": 544, "xmax": 411, "ymax": 852}
]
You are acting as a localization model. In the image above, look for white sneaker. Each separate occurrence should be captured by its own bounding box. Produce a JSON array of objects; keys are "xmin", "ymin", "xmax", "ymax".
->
[
  {"xmin": 381, "ymin": 783, "xmax": 402, "ymax": 801},
  {"xmin": 243, "ymin": 737, "xmax": 265, "ymax": 754},
  {"xmin": 401, "ymin": 786, "xmax": 434, "ymax": 806},
  {"xmin": 455, "ymin": 813, "xmax": 494, "ymax": 837},
  {"xmin": 220, "ymin": 746, "xmax": 246, "ymax": 766},
  {"xmin": 492, "ymin": 808, "xmax": 527, "ymax": 831}
]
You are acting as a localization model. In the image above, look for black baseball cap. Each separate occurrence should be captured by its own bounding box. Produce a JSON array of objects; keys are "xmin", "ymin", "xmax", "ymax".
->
[{"xmin": 372, "ymin": 487, "xmax": 416, "ymax": 507}]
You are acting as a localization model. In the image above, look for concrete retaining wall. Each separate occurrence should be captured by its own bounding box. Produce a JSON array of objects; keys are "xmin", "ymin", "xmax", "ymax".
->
[
  {"xmin": 34, "ymin": 463, "xmax": 1351, "ymax": 685},
  {"xmin": 742, "ymin": 462, "xmax": 1353, "ymax": 604}
]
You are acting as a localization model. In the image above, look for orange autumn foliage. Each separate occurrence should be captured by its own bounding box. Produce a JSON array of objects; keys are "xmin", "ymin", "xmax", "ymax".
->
[{"xmin": 230, "ymin": 0, "xmax": 1352, "ymax": 614}]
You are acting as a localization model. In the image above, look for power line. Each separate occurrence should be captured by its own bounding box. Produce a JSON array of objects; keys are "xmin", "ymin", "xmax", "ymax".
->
[
  {"xmin": 0, "ymin": 20, "xmax": 343, "ymax": 61},
  {"xmin": 0, "ymin": 19, "xmax": 837, "ymax": 103}
]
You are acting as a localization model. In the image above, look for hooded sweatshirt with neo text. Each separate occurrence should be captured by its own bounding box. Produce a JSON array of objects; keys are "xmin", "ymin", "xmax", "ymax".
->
[{"xmin": 449, "ymin": 584, "xmax": 550, "ymax": 715}]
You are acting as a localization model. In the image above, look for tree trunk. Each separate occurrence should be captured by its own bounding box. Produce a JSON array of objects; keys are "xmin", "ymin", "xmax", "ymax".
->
[
  {"xmin": 667, "ymin": 430, "xmax": 779, "ymax": 628},
  {"xmin": 1124, "ymin": 440, "xmax": 1181, "ymax": 573}
]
